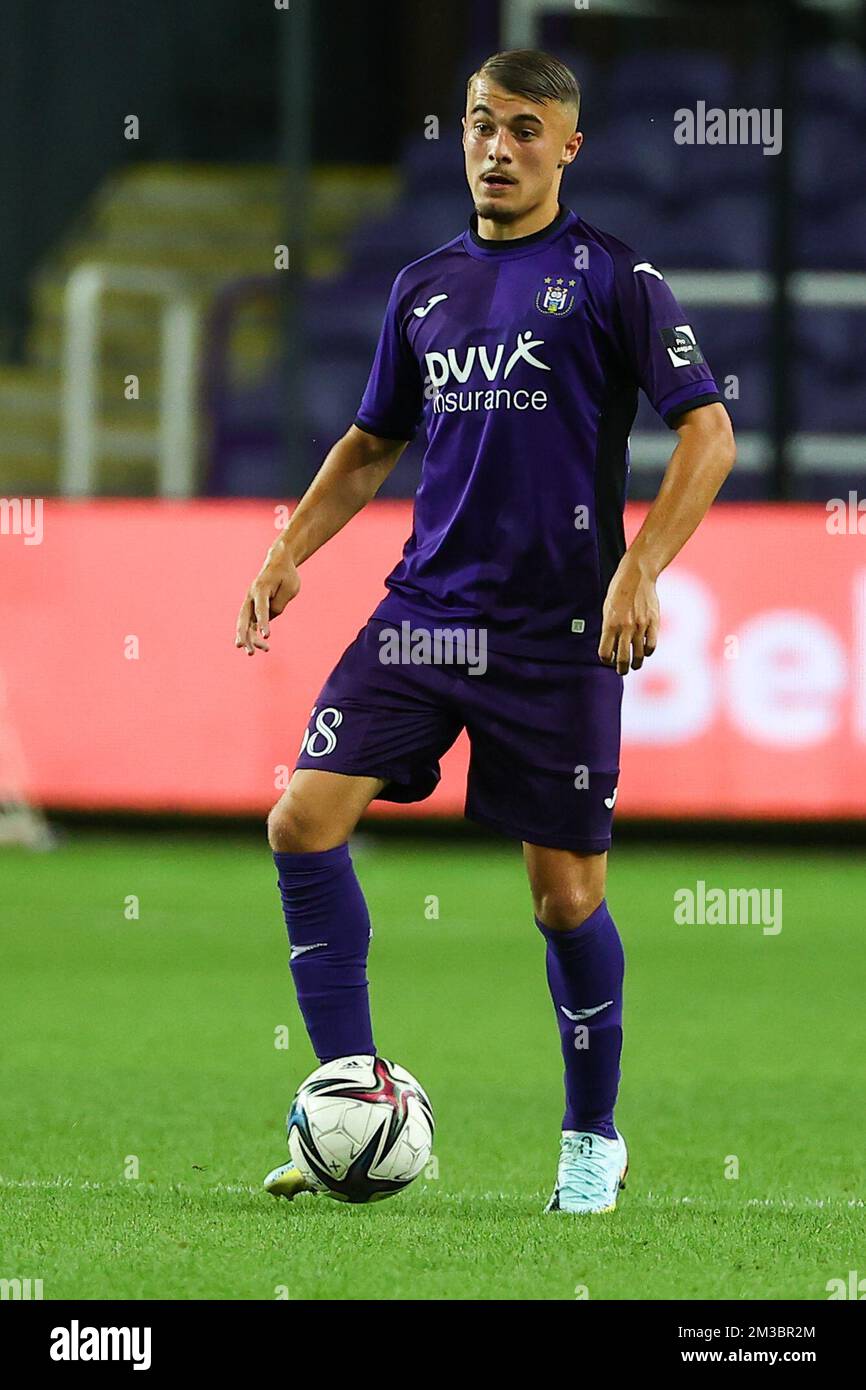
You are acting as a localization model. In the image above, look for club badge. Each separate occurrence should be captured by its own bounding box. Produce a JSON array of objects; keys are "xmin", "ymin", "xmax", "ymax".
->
[{"xmin": 535, "ymin": 276, "xmax": 577, "ymax": 317}]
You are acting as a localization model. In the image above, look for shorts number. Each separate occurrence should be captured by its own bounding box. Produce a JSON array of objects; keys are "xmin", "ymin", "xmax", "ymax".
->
[{"xmin": 300, "ymin": 706, "xmax": 343, "ymax": 757}]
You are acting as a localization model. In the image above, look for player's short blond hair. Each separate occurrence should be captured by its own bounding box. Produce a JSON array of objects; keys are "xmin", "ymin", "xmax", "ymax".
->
[{"xmin": 467, "ymin": 49, "xmax": 581, "ymax": 129}]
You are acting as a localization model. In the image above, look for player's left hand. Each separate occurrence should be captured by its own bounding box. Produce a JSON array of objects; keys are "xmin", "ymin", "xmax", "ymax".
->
[{"xmin": 598, "ymin": 557, "xmax": 660, "ymax": 674}]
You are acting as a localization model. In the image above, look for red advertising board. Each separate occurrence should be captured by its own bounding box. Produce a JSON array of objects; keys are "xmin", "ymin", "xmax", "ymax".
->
[{"xmin": 1, "ymin": 500, "xmax": 863, "ymax": 818}]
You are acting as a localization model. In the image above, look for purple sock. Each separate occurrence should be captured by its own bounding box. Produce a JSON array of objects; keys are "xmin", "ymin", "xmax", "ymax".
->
[
  {"xmin": 273, "ymin": 844, "xmax": 375, "ymax": 1062},
  {"xmin": 536, "ymin": 900, "xmax": 624, "ymax": 1140}
]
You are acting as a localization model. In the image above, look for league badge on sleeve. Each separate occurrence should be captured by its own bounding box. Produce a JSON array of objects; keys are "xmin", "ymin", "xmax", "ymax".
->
[
  {"xmin": 660, "ymin": 325, "xmax": 705, "ymax": 367},
  {"xmin": 536, "ymin": 276, "xmax": 577, "ymax": 316}
]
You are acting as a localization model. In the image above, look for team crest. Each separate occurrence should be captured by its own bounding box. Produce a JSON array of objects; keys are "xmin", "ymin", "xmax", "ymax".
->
[{"xmin": 535, "ymin": 276, "xmax": 577, "ymax": 317}]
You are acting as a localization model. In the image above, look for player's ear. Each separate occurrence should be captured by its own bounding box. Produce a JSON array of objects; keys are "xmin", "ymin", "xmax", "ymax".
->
[
  {"xmin": 566, "ymin": 131, "xmax": 583, "ymax": 162},
  {"xmin": 558, "ymin": 138, "xmax": 581, "ymax": 171}
]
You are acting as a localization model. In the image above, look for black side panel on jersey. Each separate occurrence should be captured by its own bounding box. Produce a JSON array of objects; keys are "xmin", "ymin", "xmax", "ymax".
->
[{"xmin": 593, "ymin": 379, "xmax": 638, "ymax": 601}]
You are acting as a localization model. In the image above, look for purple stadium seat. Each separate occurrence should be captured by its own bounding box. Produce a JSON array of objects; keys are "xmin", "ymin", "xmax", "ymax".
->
[
  {"xmin": 793, "ymin": 114, "xmax": 865, "ymax": 205},
  {"xmin": 557, "ymin": 190, "xmax": 768, "ymax": 270},
  {"xmin": 577, "ymin": 114, "xmax": 679, "ymax": 199},
  {"xmin": 792, "ymin": 306, "xmax": 866, "ymax": 432},
  {"xmin": 304, "ymin": 353, "xmax": 369, "ymax": 437},
  {"xmin": 695, "ymin": 307, "xmax": 769, "ymax": 363},
  {"xmin": 673, "ymin": 136, "xmax": 774, "ymax": 197},
  {"xmin": 797, "ymin": 198, "xmax": 866, "ymax": 269},
  {"xmin": 402, "ymin": 131, "xmax": 468, "ymax": 192},
  {"xmin": 345, "ymin": 196, "xmax": 471, "ymax": 275},
  {"xmin": 575, "ymin": 191, "xmax": 668, "ymax": 251},
  {"xmin": 607, "ymin": 51, "xmax": 734, "ymax": 116},
  {"xmin": 792, "ymin": 359, "xmax": 866, "ymax": 433},
  {"xmin": 741, "ymin": 55, "xmax": 782, "ymax": 112},
  {"xmin": 302, "ymin": 283, "xmax": 390, "ymax": 352},
  {"xmin": 793, "ymin": 307, "xmax": 865, "ymax": 371},
  {"xmin": 796, "ymin": 48, "xmax": 866, "ymax": 121},
  {"xmin": 667, "ymin": 195, "xmax": 770, "ymax": 269}
]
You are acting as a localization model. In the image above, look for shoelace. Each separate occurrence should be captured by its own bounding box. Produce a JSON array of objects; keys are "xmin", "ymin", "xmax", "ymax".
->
[{"xmin": 558, "ymin": 1135, "xmax": 618, "ymax": 1203}]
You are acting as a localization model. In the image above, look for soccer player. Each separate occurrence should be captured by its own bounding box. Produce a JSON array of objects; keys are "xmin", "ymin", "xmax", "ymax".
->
[{"xmin": 237, "ymin": 49, "xmax": 735, "ymax": 1213}]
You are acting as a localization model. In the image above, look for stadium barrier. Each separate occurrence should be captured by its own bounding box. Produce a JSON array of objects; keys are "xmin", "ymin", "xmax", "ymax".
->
[{"xmin": 1, "ymin": 499, "xmax": 864, "ymax": 818}]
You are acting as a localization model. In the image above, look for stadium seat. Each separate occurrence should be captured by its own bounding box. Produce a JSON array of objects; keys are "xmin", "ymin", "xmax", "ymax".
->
[
  {"xmin": 345, "ymin": 196, "xmax": 471, "ymax": 275},
  {"xmin": 696, "ymin": 307, "xmax": 769, "ymax": 362},
  {"xmin": 668, "ymin": 195, "xmax": 770, "ymax": 269},
  {"xmin": 673, "ymin": 137, "xmax": 773, "ymax": 198},
  {"xmin": 304, "ymin": 353, "xmax": 370, "ymax": 437},
  {"xmin": 792, "ymin": 358, "xmax": 866, "ymax": 433},
  {"xmin": 607, "ymin": 51, "xmax": 734, "ymax": 115},
  {"xmin": 797, "ymin": 47, "xmax": 866, "ymax": 121},
  {"xmin": 575, "ymin": 192, "xmax": 669, "ymax": 252},
  {"xmin": 576, "ymin": 115, "xmax": 679, "ymax": 200},
  {"xmin": 793, "ymin": 114, "xmax": 866, "ymax": 206},
  {"xmin": 303, "ymin": 282, "xmax": 391, "ymax": 353},
  {"xmin": 797, "ymin": 197, "xmax": 866, "ymax": 269},
  {"xmin": 793, "ymin": 306, "xmax": 865, "ymax": 371},
  {"xmin": 402, "ymin": 131, "xmax": 468, "ymax": 193}
]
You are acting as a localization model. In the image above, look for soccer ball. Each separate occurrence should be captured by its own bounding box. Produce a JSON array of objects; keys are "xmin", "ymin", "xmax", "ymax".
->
[{"xmin": 287, "ymin": 1054, "xmax": 435, "ymax": 1203}]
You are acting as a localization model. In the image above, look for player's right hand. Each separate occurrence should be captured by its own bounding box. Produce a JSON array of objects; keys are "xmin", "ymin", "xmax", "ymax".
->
[{"xmin": 235, "ymin": 548, "xmax": 301, "ymax": 655}]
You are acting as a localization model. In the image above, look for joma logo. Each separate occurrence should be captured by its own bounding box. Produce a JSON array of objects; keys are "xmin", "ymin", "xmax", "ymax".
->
[{"xmin": 424, "ymin": 330, "xmax": 549, "ymax": 388}]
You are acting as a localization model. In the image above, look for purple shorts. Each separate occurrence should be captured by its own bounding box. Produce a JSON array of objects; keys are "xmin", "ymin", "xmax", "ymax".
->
[{"xmin": 294, "ymin": 619, "xmax": 623, "ymax": 853}]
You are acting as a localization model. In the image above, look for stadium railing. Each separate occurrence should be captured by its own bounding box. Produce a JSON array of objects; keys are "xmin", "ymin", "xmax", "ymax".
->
[{"xmin": 60, "ymin": 264, "xmax": 203, "ymax": 498}]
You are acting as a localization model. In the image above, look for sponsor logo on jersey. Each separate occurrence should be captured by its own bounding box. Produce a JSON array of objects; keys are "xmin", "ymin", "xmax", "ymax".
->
[
  {"xmin": 604, "ymin": 787, "xmax": 618, "ymax": 809},
  {"xmin": 423, "ymin": 330, "xmax": 551, "ymax": 416},
  {"xmin": 660, "ymin": 324, "xmax": 705, "ymax": 368},
  {"xmin": 424, "ymin": 330, "xmax": 549, "ymax": 388}
]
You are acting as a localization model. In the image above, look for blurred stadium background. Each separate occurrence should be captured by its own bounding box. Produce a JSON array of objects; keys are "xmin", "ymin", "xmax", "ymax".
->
[{"xmin": 2, "ymin": 0, "xmax": 866, "ymax": 1305}]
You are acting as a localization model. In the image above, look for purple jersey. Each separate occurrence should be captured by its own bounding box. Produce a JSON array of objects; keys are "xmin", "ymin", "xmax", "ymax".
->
[{"xmin": 354, "ymin": 203, "xmax": 721, "ymax": 661}]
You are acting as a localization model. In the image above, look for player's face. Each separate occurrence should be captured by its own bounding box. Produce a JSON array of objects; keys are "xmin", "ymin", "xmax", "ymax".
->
[{"xmin": 462, "ymin": 78, "xmax": 581, "ymax": 223}]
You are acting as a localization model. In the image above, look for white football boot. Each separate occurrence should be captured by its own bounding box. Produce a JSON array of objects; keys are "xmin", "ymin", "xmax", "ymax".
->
[
  {"xmin": 545, "ymin": 1128, "xmax": 628, "ymax": 1214},
  {"xmin": 263, "ymin": 1162, "xmax": 324, "ymax": 1200}
]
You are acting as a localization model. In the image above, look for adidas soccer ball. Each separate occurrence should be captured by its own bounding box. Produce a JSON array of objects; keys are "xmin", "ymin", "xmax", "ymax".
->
[{"xmin": 287, "ymin": 1055, "xmax": 435, "ymax": 1203}]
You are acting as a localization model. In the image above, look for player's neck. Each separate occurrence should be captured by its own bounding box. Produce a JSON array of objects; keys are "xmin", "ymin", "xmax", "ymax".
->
[{"xmin": 474, "ymin": 198, "xmax": 562, "ymax": 243}]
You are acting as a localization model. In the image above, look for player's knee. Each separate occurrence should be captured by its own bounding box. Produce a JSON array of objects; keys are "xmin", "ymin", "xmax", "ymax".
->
[
  {"xmin": 534, "ymin": 885, "xmax": 603, "ymax": 932},
  {"xmin": 267, "ymin": 788, "xmax": 337, "ymax": 854}
]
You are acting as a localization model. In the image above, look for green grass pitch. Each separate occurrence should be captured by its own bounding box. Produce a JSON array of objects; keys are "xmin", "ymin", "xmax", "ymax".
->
[{"xmin": 1, "ymin": 829, "xmax": 864, "ymax": 1301}]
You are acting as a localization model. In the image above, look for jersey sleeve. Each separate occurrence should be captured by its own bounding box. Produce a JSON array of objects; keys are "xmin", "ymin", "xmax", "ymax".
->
[
  {"xmin": 611, "ymin": 256, "xmax": 722, "ymax": 427},
  {"xmin": 353, "ymin": 271, "xmax": 425, "ymax": 441}
]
